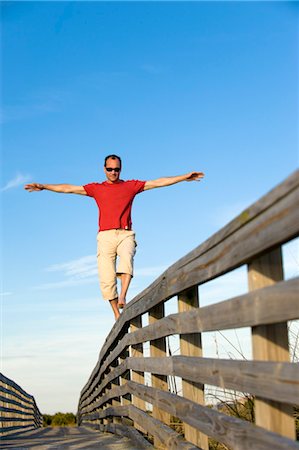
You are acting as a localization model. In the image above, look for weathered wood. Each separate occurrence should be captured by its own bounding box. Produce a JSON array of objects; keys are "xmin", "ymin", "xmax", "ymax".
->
[
  {"xmin": 149, "ymin": 303, "xmax": 170, "ymax": 449},
  {"xmin": 80, "ymin": 277, "xmax": 298, "ymax": 410},
  {"xmin": 105, "ymin": 421, "xmax": 152, "ymax": 449},
  {"xmin": 130, "ymin": 316, "xmax": 146, "ymax": 433},
  {"xmin": 178, "ymin": 287, "xmax": 208, "ymax": 450},
  {"xmin": 81, "ymin": 361, "xmax": 128, "ymax": 413},
  {"xmin": 126, "ymin": 356, "xmax": 299, "ymax": 405},
  {"xmin": 119, "ymin": 348, "xmax": 131, "ymax": 407},
  {"xmin": 84, "ymin": 403, "xmax": 200, "ymax": 450},
  {"xmin": 80, "ymin": 171, "xmax": 299, "ymax": 400},
  {"xmin": 129, "ymin": 405, "xmax": 201, "ymax": 450},
  {"xmin": 248, "ymin": 248, "xmax": 296, "ymax": 439},
  {"xmin": 0, "ymin": 374, "xmax": 42, "ymax": 436},
  {"xmin": 110, "ymin": 359, "xmax": 122, "ymax": 427},
  {"xmin": 126, "ymin": 381, "xmax": 299, "ymax": 450},
  {"xmin": 83, "ymin": 385, "xmax": 128, "ymax": 416}
]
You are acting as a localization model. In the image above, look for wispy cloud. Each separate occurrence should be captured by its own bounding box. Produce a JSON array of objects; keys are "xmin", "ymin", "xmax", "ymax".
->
[
  {"xmin": 34, "ymin": 256, "xmax": 169, "ymax": 291},
  {"xmin": 1, "ymin": 88, "xmax": 68, "ymax": 124},
  {"xmin": 0, "ymin": 292, "xmax": 13, "ymax": 297},
  {"xmin": 1, "ymin": 173, "xmax": 31, "ymax": 192},
  {"xmin": 46, "ymin": 255, "xmax": 98, "ymax": 279}
]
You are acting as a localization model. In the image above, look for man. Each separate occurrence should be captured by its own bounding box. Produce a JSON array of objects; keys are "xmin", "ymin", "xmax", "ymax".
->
[{"xmin": 25, "ymin": 154, "xmax": 204, "ymax": 320}]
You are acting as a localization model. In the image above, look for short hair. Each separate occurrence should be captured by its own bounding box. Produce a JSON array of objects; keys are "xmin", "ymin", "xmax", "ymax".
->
[{"xmin": 104, "ymin": 154, "xmax": 122, "ymax": 168}]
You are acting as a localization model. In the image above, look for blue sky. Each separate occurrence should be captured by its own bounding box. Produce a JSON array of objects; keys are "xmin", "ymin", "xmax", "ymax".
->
[{"xmin": 1, "ymin": 1, "xmax": 298, "ymax": 414}]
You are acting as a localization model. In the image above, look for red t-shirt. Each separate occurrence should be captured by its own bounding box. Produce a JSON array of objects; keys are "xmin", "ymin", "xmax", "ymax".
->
[{"xmin": 83, "ymin": 180, "xmax": 146, "ymax": 232}]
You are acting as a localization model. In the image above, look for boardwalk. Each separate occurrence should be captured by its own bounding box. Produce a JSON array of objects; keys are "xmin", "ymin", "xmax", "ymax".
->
[{"xmin": 0, "ymin": 426, "xmax": 143, "ymax": 450}]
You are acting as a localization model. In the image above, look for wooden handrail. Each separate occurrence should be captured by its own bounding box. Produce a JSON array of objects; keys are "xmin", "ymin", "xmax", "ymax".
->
[
  {"xmin": 0, "ymin": 373, "xmax": 43, "ymax": 437},
  {"xmin": 77, "ymin": 170, "xmax": 299, "ymax": 449}
]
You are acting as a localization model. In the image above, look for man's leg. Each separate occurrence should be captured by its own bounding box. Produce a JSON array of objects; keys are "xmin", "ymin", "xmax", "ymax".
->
[
  {"xmin": 97, "ymin": 231, "xmax": 119, "ymax": 320},
  {"xmin": 109, "ymin": 298, "xmax": 120, "ymax": 320},
  {"xmin": 117, "ymin": 231, "xmax": 136, "ymax": 308},
  {"xmin": 118, "ymin": 273, "xmax": 132, "ymax": 308}
]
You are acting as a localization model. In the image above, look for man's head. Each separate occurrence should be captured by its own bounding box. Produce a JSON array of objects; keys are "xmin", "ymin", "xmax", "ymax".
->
[{"xmin": 104, "ymin": 154, "xmax": 122, "ymax": 183}]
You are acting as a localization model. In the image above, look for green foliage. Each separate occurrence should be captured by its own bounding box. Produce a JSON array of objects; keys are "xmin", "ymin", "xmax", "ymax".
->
[
  {"xmin": 42, "ymin": 414, "xmax": 53, "ymax": 427},
  {"xmin": 43, "ymin": 412, "xmax": 76, "ymax": 427}
]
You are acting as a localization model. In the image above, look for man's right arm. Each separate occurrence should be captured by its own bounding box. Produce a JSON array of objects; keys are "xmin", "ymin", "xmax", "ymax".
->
[{"xmin": 24, "ymin": 183, "xmax": 87, "ymax": 195}]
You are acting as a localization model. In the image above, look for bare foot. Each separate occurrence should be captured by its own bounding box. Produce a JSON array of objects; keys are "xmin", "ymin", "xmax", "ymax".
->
[{"xmin": 118, "ymin": 297, "xmax": 126, "ymax": 309}]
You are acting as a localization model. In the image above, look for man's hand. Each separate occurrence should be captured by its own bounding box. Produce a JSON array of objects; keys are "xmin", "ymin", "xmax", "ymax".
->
[
  {"xmin": 24, "ymin": 183, "xmax": 44, "ymax": 192},
  {"xmin": 185, "ymin": 171, "xmax": 205, "ymax": 182}
]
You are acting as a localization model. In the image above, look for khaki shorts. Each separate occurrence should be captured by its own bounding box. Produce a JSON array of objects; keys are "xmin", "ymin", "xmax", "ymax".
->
[{"xmin": 96, "ymin": 229, "xmax": 137, "ymax": 301}]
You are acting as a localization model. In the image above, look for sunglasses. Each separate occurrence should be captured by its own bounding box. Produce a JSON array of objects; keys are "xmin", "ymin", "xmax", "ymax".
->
[{"xmin": 105, "ymin": 167, "xmax": 121, "ymax": 172}]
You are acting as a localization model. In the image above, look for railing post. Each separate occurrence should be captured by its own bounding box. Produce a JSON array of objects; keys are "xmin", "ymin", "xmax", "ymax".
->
[
  {"xmin": 130, "ymin": 315, "xmax": 146, "ymax": 433},
  {"xmin": 111, "ymin": 360, "xmax": 121, "ymax": 426},
  {"xmin": 248, "ymin": 247, "xmax": 296, "ymax": 439},
  {"xmin": 149, "ymin": 302, "xmax": 170, "ymax": 449},
  {"xmin": 178, "ymin": 287, "xmax": 209, "ymax": 450},
  {"xmin": 119, "ymin": 325, "xmax": 131, "ymax": 426}
]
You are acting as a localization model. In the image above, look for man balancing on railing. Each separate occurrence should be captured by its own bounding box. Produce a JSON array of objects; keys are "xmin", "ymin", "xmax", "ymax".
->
[{"xmin": 24, "ymin": 154, "xmax": 204, "ymax": 320}]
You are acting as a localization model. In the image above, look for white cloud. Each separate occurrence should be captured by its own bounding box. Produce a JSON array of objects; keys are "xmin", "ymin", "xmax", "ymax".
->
[
  {"xmin": 1, "ymin": 173, "xmax": 31, "ymax": 192},
  {"xmin": 46, "ymin": 255, "xmax": 98, "ymax": 279},
  {"xmin": 0, "ymin": 292, "xmax": 13, "ymax": 297},
  {"xmin": 35, "ymin": 256, "xmax": 169, "ymax": 291},
  {"xmin": 33, "ymin": 277, "xmax": 98, "ymax": 291}
]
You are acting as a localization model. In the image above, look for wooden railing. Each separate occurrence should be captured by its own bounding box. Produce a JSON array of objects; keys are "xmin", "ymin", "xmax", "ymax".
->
[
  {"xmin": 77, "ymin": 171, "xmax": 299, "ymax": 449},
  {"xmin": 0, "ymin": 373, "xmax": 43, "ymax": 437}
]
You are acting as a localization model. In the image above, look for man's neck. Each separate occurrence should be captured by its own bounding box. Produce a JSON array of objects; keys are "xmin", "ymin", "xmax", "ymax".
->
[{"xmin": 106, "ymin": 179, "xmax": 123, "ymax": 184}]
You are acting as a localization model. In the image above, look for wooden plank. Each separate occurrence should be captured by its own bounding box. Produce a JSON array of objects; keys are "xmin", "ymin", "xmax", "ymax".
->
[
  {"xmin": 105, "ymin": 422, "xmax": 152, "ymax": 449},
  {"xmin": 248, "ymin": 248, "xmax": 296, "ymax": 439},
  {"xmin": 149, "ymin": 303, "xmax": 171, "ymax": 449},
  {"xmin": 84, "ymin": 403, "xmax": 201, "ymax": 450},
  {"xmin": 79, "ymin": 277, "xmax": 299, "ymax": 413},
  {"xmin": 129, "ymin": 405, "xmax": 201, "ymax": 450},
  {"xmin": 128, "ymin": 278, "xmax": 299, "ymax": 345},
  {"xmin": 119, "ymin": 347, "xmax": 131, "ymax": 407},
  {"xmin": 81, "ymin": 363, "xmax": 128, "ymax": 414},
  {"xmin": 130, "ymin": 315, "xmax": 146, "ymax": 433},
  {"xmin": 127, "ymin": 356, "xmax": 299, "ymax": 405},
  {"xmin": 79, "ymin": 176, "xmax": 299, "ymax": 404},
  {"xmin": 110, "ymin": 359, "xmax": 122, "ymax": 427},
  {"xmin": 126, "ymin": 381, "xmax": 299, "ymax": 450},
  {"xmin": 178, "ymin": 287, "xmax": 208, "ymax": 450},
  {"xmin": 83, "ymin": 385, "xmax": 128, "ymax": 417}
]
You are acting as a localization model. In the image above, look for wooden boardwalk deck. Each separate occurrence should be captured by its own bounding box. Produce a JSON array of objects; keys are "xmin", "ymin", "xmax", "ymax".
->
[{"xmin": 0, "ymin": 426, "xmax": 144, "ymax": 449}]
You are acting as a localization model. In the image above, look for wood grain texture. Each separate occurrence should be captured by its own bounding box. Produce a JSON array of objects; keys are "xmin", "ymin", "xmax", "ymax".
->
[
  {"xmin": 149, "ymin": 303, "xmax": 170, "ymax": 448},
  {"xmin": 125, "ymin": 381, "xmax": 299, "ymax": 450},
  {"xmin": 178, "ymin": 287, "xmax": 208, "ymax": 450},
  {"xmin": 248, "ymin": 248, "xmax": 296, "ymax": 439},
  {"xmin": 80, "ymin": 277, "xmax": 298, "ymax": 413},
  {"xmin": 126, "ymin": 356, "xmax": 299, "ymax": 405},
  {"xmin": 83, "ymin": 404, "xmax": 201, "ymax": 450},
  {"xmin": 130, "ymin": 316, "xmax": 146, "ymax": 433}
]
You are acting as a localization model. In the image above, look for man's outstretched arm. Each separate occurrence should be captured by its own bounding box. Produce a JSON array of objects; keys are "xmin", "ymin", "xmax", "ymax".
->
[
  {"xmin": 144, "ymin": 171, "xmax": 204, "ymax": 191},
  {"xmin": 24, "ymin": 183, "xmax": 87, "ymax": 195}
]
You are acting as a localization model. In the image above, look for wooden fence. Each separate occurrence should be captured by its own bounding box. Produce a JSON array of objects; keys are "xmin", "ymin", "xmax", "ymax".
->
[
  {"xmin": 77, "ymin": 171, "xmax": 299, "ymax": 450},
  {"xmin": 0, "ymin": 373, "xmax": 43, "ymax": 437}
]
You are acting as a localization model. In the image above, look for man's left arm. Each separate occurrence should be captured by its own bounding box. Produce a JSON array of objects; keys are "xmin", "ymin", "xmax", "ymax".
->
[{"xmin": 144, "ymin": 172, "xmax": 204, "ymax": 191}]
